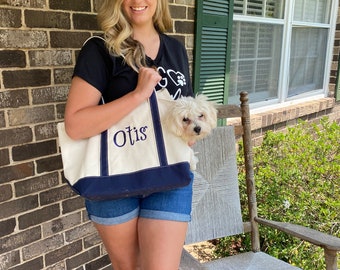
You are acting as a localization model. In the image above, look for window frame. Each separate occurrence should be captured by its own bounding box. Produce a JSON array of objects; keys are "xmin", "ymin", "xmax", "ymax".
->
[
  {"xmin": 194, "ymin": 0, "xmax": 338, "ymax": 108},
  {"xmin": 279, "ymin": 0, "xmax": 337, "ymax": 104},
  {"xmin": 335, "ymin": 53, "xmax": 340, "ymax": 102},
  {"xmin": 232, "ymin": 0, "xmax": 338, "ymax": 109}
]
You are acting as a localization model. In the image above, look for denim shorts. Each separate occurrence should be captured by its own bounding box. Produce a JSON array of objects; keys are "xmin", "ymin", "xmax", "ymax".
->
[{"xmin": 85, "ymin": 176, "xmax": 194, "ymax": 225}]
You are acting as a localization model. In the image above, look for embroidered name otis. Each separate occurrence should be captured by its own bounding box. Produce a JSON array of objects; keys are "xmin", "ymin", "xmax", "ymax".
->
[{"xmin": 112, "ymin": 126, "xmax": 148, "ymax": 147}]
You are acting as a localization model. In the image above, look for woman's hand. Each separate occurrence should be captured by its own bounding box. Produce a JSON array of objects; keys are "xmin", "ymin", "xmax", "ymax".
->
[{"xmin": 134, "ymin": 67, "xmax": 162, "ymax": 101}]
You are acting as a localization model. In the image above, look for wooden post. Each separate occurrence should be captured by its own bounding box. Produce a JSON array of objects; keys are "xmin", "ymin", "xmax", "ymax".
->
[
  {"xmin": 324, "ymin": 248, "xmax": 338, "ymax": 270},
  {"xmin": 240, "ymin": 91, "xmax": 260, "ymax": 252}
]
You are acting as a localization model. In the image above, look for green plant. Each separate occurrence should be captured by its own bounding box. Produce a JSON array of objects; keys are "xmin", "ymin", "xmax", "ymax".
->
[{"xmin": 215, "ymin": 118, "xmax": 340, "ymax": 269}]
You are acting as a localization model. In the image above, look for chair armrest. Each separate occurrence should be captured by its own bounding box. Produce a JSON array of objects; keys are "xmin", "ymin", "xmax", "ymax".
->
[{"xmin": 255, "ymin": 217, "xmax": 340, "ymax": 251}]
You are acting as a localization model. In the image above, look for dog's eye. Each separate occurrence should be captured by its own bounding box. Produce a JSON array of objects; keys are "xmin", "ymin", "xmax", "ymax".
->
[
  {"xmin": 199, "ymin": 114, "xmax": 204, "ymax": 119},
  {"xmin": 183, "ymin": 117, "xmax": 190, "ymax": 123}
]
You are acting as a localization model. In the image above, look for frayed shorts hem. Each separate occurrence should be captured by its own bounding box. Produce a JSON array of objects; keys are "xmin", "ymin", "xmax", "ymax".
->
[{"xmin": 89, "ymin": 207, "xmax": 191, "ymax": 225}]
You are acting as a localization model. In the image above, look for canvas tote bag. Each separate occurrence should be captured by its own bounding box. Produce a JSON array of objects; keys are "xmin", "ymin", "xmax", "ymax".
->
[{"xmin": 57, "ymin": 89, "xmax": 192, "ymax": 201}]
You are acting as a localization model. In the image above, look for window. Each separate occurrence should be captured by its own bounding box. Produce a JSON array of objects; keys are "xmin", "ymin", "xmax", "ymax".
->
[
  {"xmin": 229, "ymin": 21, "xmax": 283, "ymax": 103},
  {"xmin": 228, "ymin": 0, "xmax": 337, "ymax": 107}
]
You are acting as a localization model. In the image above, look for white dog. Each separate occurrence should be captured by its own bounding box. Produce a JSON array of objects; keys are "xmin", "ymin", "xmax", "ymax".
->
[{"xmin": 163, "ymin": 94, "xmax": 217, "ymax": 170}]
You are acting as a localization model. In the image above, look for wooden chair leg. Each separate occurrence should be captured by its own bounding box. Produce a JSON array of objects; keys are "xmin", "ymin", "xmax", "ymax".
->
[{"xmin": 324, "ymin": 248, "xmax": 338, "ymax": 270}]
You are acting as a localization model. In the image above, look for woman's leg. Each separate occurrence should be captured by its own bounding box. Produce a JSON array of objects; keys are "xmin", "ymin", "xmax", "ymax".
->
[
  {"xmin": 138, "ymin": 218, "xmax": 188, "ymax": 270},
  {"xmin": 85, "ymin": 198, "xmax": 142, "ymax": 269},
  {"xmin": 137, "ymin": 178, "xmax": 193, "ymax": 269},
  {"xmin": 94, "ymin": 218, "xmax": 140, "ymax": 270}
]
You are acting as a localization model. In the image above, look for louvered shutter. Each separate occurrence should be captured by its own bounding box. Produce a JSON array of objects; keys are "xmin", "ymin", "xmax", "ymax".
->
[{"xmin": 194, "ymin": 0, "xmax": 234, "ymax": 104}]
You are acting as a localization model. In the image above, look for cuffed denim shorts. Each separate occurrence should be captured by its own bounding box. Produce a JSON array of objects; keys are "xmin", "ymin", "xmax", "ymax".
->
[{"xmin": 85, "ymin": 174, "xmax": 194, "ymax": 225}]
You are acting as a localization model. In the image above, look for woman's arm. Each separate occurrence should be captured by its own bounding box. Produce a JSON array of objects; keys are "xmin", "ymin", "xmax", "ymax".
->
[{"xmin": 64, "ymin": 67, "xmax": 161, "ymax": 140}]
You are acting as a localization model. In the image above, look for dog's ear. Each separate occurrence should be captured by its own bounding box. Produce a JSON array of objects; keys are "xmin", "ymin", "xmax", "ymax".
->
[
  {"xmin": 206, "ymin": 102, "xmax": 218, "ymax": 128},
  {"xmin": 195, "ymin": 94, "xmax": 208, "ymax": 102},
  {"xmin": 163, "ymin": 103, "xmax": 185, "ymax": 137},
  {"xmin": 196, "ymin": 95, "xmax": 218, "ymax": 128}
]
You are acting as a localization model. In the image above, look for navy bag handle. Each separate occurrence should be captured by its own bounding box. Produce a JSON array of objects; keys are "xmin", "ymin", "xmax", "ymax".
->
[{"xmin": 100, "ymin": 91, "xmax": 168, "ymax": 176}]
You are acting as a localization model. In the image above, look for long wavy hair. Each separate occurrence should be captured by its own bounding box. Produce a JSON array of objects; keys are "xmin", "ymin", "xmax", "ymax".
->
[{"xmin": 97, "ymin": 0, "xmax": 172, "ymax": 72}]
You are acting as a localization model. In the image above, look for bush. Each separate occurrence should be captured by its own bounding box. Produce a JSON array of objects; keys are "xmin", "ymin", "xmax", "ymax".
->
[{"xmin": 215, "ymin": 118, "xmax": 340, "ymax": 269}]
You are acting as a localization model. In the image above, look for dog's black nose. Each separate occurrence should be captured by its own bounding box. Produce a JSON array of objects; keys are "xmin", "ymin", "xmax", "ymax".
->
[{"xmin": 194, "ymin": 126, "xmax": 201, "ymax": 134}]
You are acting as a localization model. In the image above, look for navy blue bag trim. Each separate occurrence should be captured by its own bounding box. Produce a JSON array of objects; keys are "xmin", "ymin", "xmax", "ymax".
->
[
  {"xmin": 100, "ymin": 129, "xmax": 108, "ymax": 176},
  {"xmin": 72, "ymin": 162, "xmax": 192, "ymax": 201},
  {"xmin": 71, "ymin": 91, "xmax": 192, "ymax": 201},
  {"xmin": 149, "ymin": 91, "xmax": 168, "ymax": 166}
]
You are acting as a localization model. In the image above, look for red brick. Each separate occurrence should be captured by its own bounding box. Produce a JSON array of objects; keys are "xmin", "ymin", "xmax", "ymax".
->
[
  {"xmin": 14, "ymin": 172, "xmax": 59, "ymax": 197},
  {"xmin": 50, "ymin": 31, "xmax": 90, "ymax": 48},
  {"xmin": 0, "ymin": 127, "xmax": 33, "ymax": 147},
  {"xmin": 50, "ymin": 0, "xmax": 91, "ymax": 11},
  {"xmin": 0, "ymin": 29, "xmax": 48, "ymax": 48},
  {"xmin": 36, "ymin": 155, "xmax": 63, "ymax": 173},
  {"xmin": 45, "ymin": 240, "xmax": 82, "ymax": 266},
  {"xmin": 0, "ymin": 148, "xmax": 10, "ymax": 166},
  {"xmin": 18, "ymin": 204, "xmax": 60, "ymax": 230},
  {"xmin": 0, "ymin": 250, "xmax": 20, "ymax": 270},
  {"xmin": 66, "ymin": 246, "xmax": 100, "ymax": 270},
  {"xmin": 0, "ymin": 89, "xmax": 29, "ymax": 109},
  {"xmin": 34, "ymin": 123, "xmax": 58, "ymax": 141},
  {"xmin": 40, "ymin": 185, "xmax": 77, "ymax": 206},
  {"xmin": 3, "ymin": 69, "xmax": 51, "ymax": 88},
  {"xmin": 42, "ymin": 212, "xmax": 82, "ymax": 237},
  {"xmin": 73, "ymin": 13, "xmax": 99, "ymax": 30},
  {"xmin": 12, "ymin": 140, "xmax": 57, "ymax": 161},
  {"xmin": 32, "ymin": 86, "xmax": 69, "ymax": 104},
  {"xmin": 8, "ymin": 105, "xmax": 55, "ymax": 126},
  {"xmin": 0, "ymin": 218, "xmax": 16, "ymax": 237},
  {"xmin": 0, "ymin": 226, "xmax": 41, "ymax": 254},
  {"xmin": 0, "ymin": 162, "xmax": 35, "ymax": 184},
  {"xmin": 0, "ymin": 184, "xmax": 13, "ymax": 202},
  {"xmin": 8, "ymin": 257, "xmax": 43, "ymax": 270},
  {"xmin": 22, "ymin": 234, "xmax": 64, "ymax": 261},
  {"xmin": 84, "ymin": 254, "xmax": 111, "ymax": 270},
  {"xmin": 0, "ymin": 50, "xmax": 26, "ymax": 68},
  {"xmin": 25, "ymin": 10, "xmax": 70, "ymax": 29},
  {"xmin": 0, "ymin": 195, "xmax": 38, "ymax": 219},
  {"xmin": 0, "ymin": 8, "xmax": 21, "ymax": 28}
]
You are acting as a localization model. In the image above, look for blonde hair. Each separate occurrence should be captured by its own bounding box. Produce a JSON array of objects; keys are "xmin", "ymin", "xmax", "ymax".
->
[{"xmin": 97, "ymin": 0, "xmax": 172, "ymax": 72}]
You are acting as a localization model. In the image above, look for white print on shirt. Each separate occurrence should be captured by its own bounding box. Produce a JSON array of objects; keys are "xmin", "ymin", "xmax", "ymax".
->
[
  {"xmin": 157, "ymin": 66, "xmax": 187, "ymax": 99},
  {"xmin": 157, "ymin": 67, "xmax": 168, "ymax": 88},
  {"xmin": 168, "ymin": 70, "xmax": 186, "ymax": 87}
]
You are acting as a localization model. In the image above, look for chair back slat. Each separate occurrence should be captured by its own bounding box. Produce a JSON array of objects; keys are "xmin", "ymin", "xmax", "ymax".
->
[
  {"xmin": 216, "ymin": 104, "xmax": 242, "ymax": 118},
  {"xmin": 185, "ymin": 126, "xmax": 244, "ymax": 244}
]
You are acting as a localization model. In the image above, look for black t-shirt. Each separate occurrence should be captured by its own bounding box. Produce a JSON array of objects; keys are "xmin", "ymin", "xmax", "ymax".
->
[{"xmin": 73, "ymin": 34, "xmax": 193, "ymax": 102}]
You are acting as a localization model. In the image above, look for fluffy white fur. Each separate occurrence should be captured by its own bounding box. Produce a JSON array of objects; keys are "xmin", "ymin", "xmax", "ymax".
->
[{"xmin": 163, "ymin": 94, "xmax": 217, "ymax": 170}]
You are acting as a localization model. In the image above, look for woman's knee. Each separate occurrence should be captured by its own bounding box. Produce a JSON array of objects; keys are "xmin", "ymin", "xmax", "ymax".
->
[
  {"xmin": 138, "ymin": 219, "xmax": 188, "ymax": 270},
  {"xmin": 93, "ymin": 219, "xmax": 140, "ymax": 269}
]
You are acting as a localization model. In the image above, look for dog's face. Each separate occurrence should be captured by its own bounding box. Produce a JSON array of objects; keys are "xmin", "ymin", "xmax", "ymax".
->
[{"xmin": 164, "ymin": 95, "xmax": 217, "ymax": 143}]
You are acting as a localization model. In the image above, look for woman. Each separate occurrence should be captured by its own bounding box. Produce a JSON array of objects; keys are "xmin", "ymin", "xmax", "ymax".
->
[{"xmin": 64, "ymin": 0, "xmax": 194, "ymax": 268}]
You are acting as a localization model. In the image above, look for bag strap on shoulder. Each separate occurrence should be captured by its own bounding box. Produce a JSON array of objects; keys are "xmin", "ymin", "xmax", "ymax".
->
[
  {"xmin": 82, "ymin": 36, "xmax": 105, "ymax": 46},
  {"xmin": 149, "ymin": 91, "xmax": 168, "ymax": 166}
]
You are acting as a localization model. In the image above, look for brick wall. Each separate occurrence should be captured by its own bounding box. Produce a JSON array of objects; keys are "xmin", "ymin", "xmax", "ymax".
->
[
  {"xmin": 0, "ymin": 0, "xmax": 195, "ymax": 269},
  {"xmin": 0, "ymin": 1, "xmax": 339, "ymax": 270}
]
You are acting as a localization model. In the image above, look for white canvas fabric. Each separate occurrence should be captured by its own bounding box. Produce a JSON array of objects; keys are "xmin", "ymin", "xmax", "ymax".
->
[{"xmin": 57, "ymin": 89, "xmax": 192, "ymax": 200}]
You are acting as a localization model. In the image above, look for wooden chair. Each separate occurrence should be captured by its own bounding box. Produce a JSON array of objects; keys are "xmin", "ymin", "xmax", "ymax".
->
[{"xmin": 179, "ymin": 92, "xmax": 340, "ymax": 270}]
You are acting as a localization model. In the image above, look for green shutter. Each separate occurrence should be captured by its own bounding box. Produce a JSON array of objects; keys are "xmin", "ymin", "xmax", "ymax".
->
[
  {"xmin": 194, "ymin": 0, "xmax": 234, "ymax": 104},
  {"xmin": 336, "ymin": 55, "xmax": 340, "ymax": 102}
]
